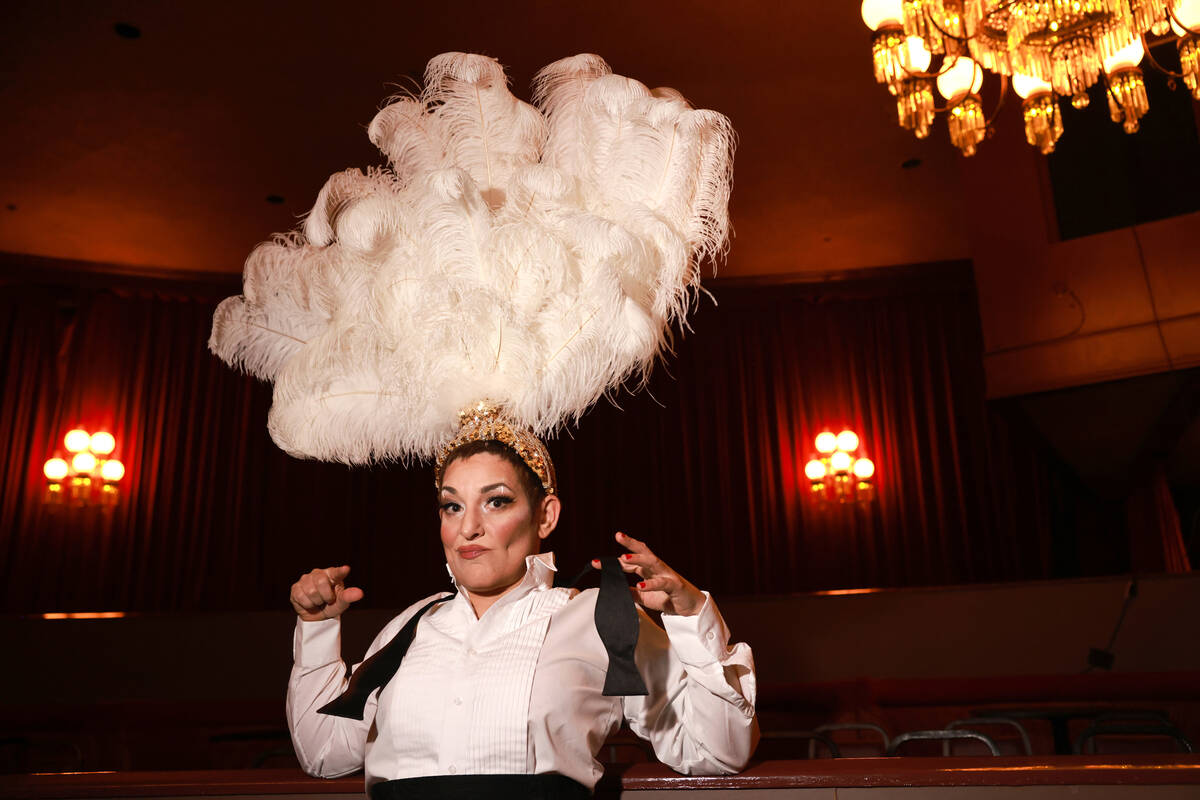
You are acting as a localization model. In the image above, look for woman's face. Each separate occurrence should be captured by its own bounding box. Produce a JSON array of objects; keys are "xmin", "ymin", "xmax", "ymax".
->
[{"xmin": 438, "ymin": 452, "xmax": 559, "ymax": 604}]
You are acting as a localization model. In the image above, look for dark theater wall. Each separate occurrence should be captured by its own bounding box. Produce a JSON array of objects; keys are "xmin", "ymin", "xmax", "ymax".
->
[{"xmin": 0, "ymin": 261, "xmax": 1186, "ymax": 615}]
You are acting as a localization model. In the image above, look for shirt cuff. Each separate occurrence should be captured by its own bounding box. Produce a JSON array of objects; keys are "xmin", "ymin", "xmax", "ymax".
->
[
  {"xmin": 660, "ymin": 591, "xmax": 731, "ymax": 666},
  {"xmin": 293, "ymin": 617, "xmax": 342, "ymax": 668}
]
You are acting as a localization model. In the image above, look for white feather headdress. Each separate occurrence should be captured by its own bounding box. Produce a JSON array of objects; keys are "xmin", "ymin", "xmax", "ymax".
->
[{"xmin": 209, "ymin": 52, "xmax": 735, "ymax": 465}]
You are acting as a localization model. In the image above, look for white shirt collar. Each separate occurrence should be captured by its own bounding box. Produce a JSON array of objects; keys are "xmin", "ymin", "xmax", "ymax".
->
[{"xmin": 445, "ymin": 551, "xmax": 558, "ymax": 616}]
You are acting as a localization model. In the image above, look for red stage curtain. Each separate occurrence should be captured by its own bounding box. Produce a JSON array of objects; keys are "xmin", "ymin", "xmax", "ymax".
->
[
  {"xmin": 0, "ymin": 288, "xmax": 61, "ymax": 564},
  {"xmin": 1127, "ymin": 467, "xmax": 1192, "ymax": 573},
  {"xmin": 0, "ymin": 265, "xmax": 1134, "ymax": 612}
]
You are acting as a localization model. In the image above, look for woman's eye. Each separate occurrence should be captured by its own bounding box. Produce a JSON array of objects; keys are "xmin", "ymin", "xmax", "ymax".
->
[
  {"xmin": 486, "ymin": 496, "xmax": 514, "ymax": 509},
  {"xmin": 439, "ymin": 502, "xmax": 461, "ymax": 513}
]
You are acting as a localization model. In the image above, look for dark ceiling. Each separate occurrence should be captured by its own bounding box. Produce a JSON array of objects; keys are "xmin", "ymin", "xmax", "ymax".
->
[{"xmin": 0, "ymin": 0, "xmax": 972, "ymax": 278}]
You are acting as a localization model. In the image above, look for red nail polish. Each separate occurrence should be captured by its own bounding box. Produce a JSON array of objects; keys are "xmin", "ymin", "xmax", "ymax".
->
[
  {"xmin": 622, "ymin": 554, "xmax": 632, "ymax": 560},
  {"xmin": 638, "ymin": 582, "xmax": 646, "ymax": 589}
]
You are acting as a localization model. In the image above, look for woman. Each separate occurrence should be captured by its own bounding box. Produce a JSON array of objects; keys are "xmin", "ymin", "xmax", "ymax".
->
[
  {"xmin": 206, "ymin": 51, "xmax": 746, "ymax": 798},
  {"xmin": 287, "ymin": 436, "xmax": 758, "ymax": 798}
]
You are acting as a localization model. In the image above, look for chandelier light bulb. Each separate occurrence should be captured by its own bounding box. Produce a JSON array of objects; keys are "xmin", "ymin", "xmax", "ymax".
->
[
  {"xmin": 936, "ymin": 56, "xmax": 984, "ymax": 101},
  {"xmin": 836, "ymin": 430, "xmax": 860, "ymax": 452},
  {"xmin": 64, "ymin": 429, "xmax": 91, "ymax": 453},
  {"xmin": 905, "ymin": 36, "xmax": 933, "ymax": 72},
  {"xmin": 44, "ymin": 458, "xmax": 69, "ymax": 481},
  {"xmin": 72, "ymin": 452, "xmax": 98, "ymax": 474},
  {"xmin": 830, "ymin": 451, "xmax": 853, "ymax": 473},
  {"xmin": 1012, "ymin": 73, "xmax": 1053, "ymax": 99},
  {"xmin": 1170, "ymin": 0, "xmax": 1200, "ymax": 36},
  {"xmin": 815, "ymin": 432, "xmax": 838, "ymax": 454},
  {"xmin": 100, "ymin": 459, "xmax": 126, "ymax": 482},
  {"xmin": 89, "ymin": 431, "xmax": 116, "ymax": 455},
  {"xmin": 1103, "ymin": 39, "xmax": 1145, "ymax": 73},
  {"xmin": 805, "ymin": 459, "xmax": 828, "ymax": 481},
  {"xmin": 862, "ymin": 0, "xmax": 905, "ymax": 31},
  {"xmin": 853, "ymin": 458, "xmax": 876, "ymax": 479}
]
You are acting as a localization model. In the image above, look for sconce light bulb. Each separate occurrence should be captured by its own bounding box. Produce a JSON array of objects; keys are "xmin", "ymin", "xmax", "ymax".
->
[
  {"xmin": 854, "ymin": 457, "xmax": 876, "ymax": 479},
  {"xmin": 836, "ymin": 430, "xmax": 860, "ymax": 452},
  {"xmin": 815, "ymin": 432, "xmax": 838, "ymax": 454},
  {"xmin": 72, "ymin": 452, "xmax": 98, "ymax": 474},
  {"xmin": 100, "ymin": 459, "xmax": 126, "ymax": 482},
  {"xmin": 805, "ymin": 459, "xmax": 827, "ymax": 481},
  {"xmin": 44, "ymin": 458, "xmax": 69, "ymax": 482},
  {"xmin": 831, "ymin": 451, "xmax": 853, "ymax": 473},
  {"xmin": 89, "ymin": 431, "xmax": 116, "ymax": 456},
  {"xmin": 64, "ymin": 429, "xmax": 91, "ymax": 453}
]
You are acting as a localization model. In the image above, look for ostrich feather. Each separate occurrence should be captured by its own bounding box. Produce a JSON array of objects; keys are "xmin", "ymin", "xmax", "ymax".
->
[
  {"xmin": 208, "ymin": 239, "xmax": 332, "ymax": 380},
  {"xmin": 422, "ymin": 53, "xmax": 547, "ymax": 209},
  {"xmin": 367, "ymin": 96, "xmax": 447, "ymax": 182},
  {"xmin": 209, "ymin": 52, "xmax": 734, "ymax": 465}
]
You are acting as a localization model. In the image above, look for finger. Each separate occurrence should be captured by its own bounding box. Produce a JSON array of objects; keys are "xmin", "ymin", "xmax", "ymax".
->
[
  {"xmin": 597, "ymin": 555, "xmax": 648, "ymax": 574},
  {"xmin": 324, "ymin": 565, "xmax": 351, "ymax": 583},
  {"xmin": 617, "ymin": 557, "xmax": 646, "ymax": 578},
  {"xmin": 615, "ymin": 531, "xmax": 652, "ymax": 555},
  {"xmin": 291, "ymin": 588, "xmax": 320, "ymax": 613},
  {"xmin": 619, "ymin": 552, "xmax": 654, "ymax": 570},
  {"xmin": 299, "ymin": 579, "xmax": 326, "ymax": 607},
  {"xmin": 634, "ymin": 575, "xmax": 674, "ymax": 593},
  {"xmin": 314, "ymin": 575, "xmax": 337, "ymax": 605},
  {"xmin": 323, "ymin": 586, "xmax": 362, "ymax": 618}
]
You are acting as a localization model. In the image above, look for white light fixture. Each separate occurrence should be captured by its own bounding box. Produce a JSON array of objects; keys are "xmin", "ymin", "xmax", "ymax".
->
[
  {"xmin": 862, "ymin": 0, "xmax": 1200, "ymax": 155},
  {"xmin": 804, "ymin": 428, "xmax": 876, "ymax": 506},
  {"xmin": 44, "ymin": 428, "xmax": 126, "ymax": 509}
]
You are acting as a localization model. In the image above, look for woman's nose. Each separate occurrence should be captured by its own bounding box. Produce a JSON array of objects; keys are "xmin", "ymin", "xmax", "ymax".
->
[{"xmin": 461, "ymin": 506, "xmax": 484, "ymax": 539}]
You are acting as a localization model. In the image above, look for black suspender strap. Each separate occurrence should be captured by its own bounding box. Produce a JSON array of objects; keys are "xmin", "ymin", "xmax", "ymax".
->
[{"xmin": 317, "ymin": 591, "xmax": 455, "ymax": 720}]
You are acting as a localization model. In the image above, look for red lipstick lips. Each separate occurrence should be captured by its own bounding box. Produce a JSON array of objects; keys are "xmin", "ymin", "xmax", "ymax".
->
[{"xmin": 457, "ymin": 546, "xmax": 488, "ymax": 560}]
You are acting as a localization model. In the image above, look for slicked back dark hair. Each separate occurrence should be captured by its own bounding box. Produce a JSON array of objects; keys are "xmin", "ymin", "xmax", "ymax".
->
[{"xmin": 439, "ymin": 439, "xmax": 547, "ymax": 506}]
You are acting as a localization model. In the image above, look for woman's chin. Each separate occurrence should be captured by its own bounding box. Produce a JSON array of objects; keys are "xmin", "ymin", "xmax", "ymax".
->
[{"xmin": 454, "ymin": 565, "xmax": 521, "ymax": 597}]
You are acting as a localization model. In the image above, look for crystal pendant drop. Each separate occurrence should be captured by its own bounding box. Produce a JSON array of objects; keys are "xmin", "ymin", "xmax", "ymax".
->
[
  {"xmin": 947, "ymin": 94, "xmax": 987, "ymax": 156},
  {"xmin": 1180, "ymin": 36, "xmax": 1200, "ymax": 100},
  {"xmin": 1022, "ymin": 93, "xmax": 1064, "ymax": 154},
  {"xmin": 1106, "ymin": 68, "xmax": 1150, "ymax": 134}
]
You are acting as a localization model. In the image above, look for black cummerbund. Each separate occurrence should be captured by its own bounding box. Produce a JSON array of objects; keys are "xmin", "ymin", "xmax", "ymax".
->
[{"xmin": 370, "ymin": 773, "xmax": 591, "ymax": 799}]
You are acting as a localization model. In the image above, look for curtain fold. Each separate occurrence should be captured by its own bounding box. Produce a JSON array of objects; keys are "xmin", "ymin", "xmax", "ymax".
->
[{"xmin": 0, "ymin": 265, "xmax": 1149, "ymax": 613}]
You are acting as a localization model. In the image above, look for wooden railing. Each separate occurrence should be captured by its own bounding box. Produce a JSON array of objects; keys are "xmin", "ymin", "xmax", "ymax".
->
[{"xmin": 2, "ymin": 756, "xmax": 1199, "ymax": 798}]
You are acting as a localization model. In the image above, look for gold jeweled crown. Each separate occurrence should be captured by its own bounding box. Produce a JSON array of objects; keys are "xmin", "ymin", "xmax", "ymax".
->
[{"xmin": 434, "ymin": 402, "xmax": 557, "ymax": 495}]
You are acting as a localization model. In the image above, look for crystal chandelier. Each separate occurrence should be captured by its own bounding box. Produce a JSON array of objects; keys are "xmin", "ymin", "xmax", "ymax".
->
[
  {"xmin": 862, "ymin": 0, "xmax": 1200, "ymax": 155},
  {"xmin": 804, "ymin": 430, "xmax": 876, "ymax": 506}
]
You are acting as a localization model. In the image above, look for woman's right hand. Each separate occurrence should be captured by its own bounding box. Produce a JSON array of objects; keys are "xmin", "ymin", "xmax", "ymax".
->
[{"xmin": 290, "ymin": 565, "xmax": 364, "ymax": 621}]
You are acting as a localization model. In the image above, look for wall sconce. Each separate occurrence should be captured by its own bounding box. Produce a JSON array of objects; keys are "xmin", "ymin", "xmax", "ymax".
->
[
  {"xmin": 43, "ymin": 429, "xmax": 126, "ymax": 509},
  {"xmin": 804, "ymin": 429, "xmax": 875, "ymax": 506}
]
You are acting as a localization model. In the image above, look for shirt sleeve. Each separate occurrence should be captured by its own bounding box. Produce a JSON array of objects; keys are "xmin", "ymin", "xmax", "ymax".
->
[
  {"xmin": 621, "ymin": 591, "xmax": 759, "ymax": 775},
  {"xmin": 286, "ymin": 598, "xmax": 440, "ymax": 778}
]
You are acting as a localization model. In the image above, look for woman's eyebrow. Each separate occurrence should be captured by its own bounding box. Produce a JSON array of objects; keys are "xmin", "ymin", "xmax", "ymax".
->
[
  {"xmin": 480, "ymin": 482, "xmax": 512, "ymax": 493},
  {"xmin": 440, "ymin": 486, "xmax": 459, "ymax": 496}
]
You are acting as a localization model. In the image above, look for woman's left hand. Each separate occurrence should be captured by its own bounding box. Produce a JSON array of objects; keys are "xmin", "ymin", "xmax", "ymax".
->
[{"xmin": 593, "ymin": 531, "xmax": 706, "ymax": 617}]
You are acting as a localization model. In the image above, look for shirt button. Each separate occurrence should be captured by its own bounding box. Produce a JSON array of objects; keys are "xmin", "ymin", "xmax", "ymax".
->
[
  {"xmin": 453, "ymin": 697, "xmax": 463, "ymax": 706},
  {"xmin": 467, "ymin": 648, "xmax": 477, "ymax": 657},
  {"xmin": 448, "ymin": 765, "xmax": 457, "ymax": 774},
  {"xmin": 706, "ymin": 631, "xmax": 716, "ymax": 640}
]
